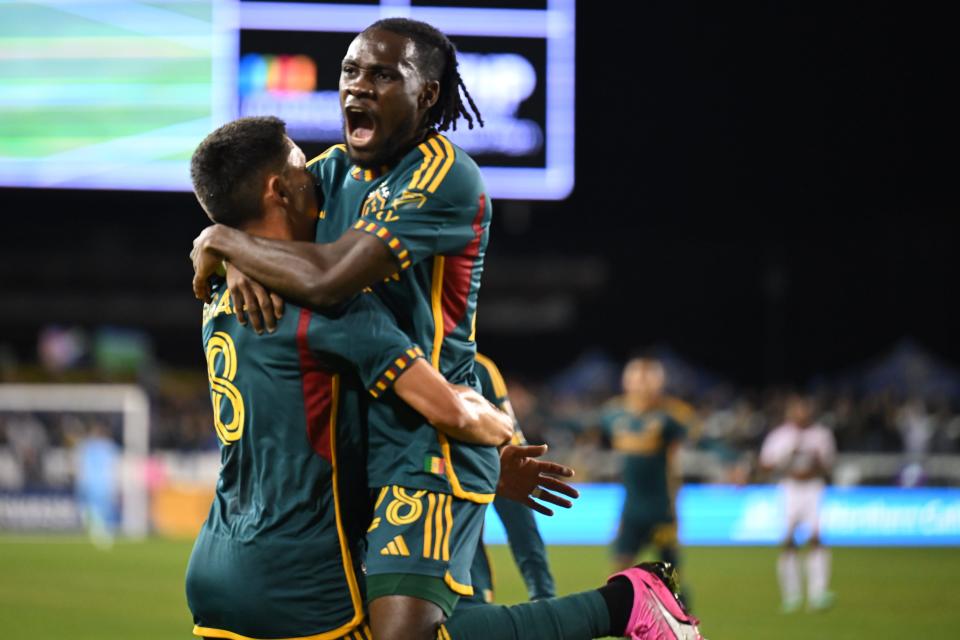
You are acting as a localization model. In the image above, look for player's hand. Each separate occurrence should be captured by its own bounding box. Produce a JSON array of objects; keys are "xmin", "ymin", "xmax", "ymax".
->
[
  {"xmin": 454, "ymin": 386, "xmax": 513, "ymax": 445},
  {"xmin": 226, "ymin": 264, "xmax": 284, "ymax": 334},
  {"xmin": 497, "ymin": 444, "xmax": 579, "ymax": 516},
  {"xmin": 191, "ymin": 226, "xmax": 223, "ymax": 302}
]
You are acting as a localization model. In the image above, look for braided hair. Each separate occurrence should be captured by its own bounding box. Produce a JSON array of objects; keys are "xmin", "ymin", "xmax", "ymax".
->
[{"xmin": 364, "ymin": 18, "xmax": 484, "ymax": 132}]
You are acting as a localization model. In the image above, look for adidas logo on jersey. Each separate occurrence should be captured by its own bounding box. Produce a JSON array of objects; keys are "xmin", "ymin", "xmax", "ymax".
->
[{"xmin": 380, "ymin": 535, "xmax": 410, "ymax": 556}]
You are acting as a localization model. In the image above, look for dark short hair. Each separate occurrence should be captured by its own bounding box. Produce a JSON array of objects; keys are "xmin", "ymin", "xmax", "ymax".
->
[
  {"xmin": 190, "ymin": 116, "xmax": 290, "ymax": 227},
  {"xmin": 364, "ymin": 18, "xmax": 483, "ymax": 132}
]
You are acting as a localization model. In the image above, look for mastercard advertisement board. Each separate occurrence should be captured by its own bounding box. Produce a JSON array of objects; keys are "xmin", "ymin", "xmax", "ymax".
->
[{"xmin": 1, "ymin": 0, "xmax": 575, "ymax": 200}]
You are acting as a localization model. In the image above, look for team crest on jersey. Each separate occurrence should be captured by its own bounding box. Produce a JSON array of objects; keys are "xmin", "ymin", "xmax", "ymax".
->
[
  {"xmin": 391, "ymin": 189, "xmax": 427, "ymax": 209},
  {"xmin": 361, "ymin": 184, "xmax": 391, "ymax": 218}
]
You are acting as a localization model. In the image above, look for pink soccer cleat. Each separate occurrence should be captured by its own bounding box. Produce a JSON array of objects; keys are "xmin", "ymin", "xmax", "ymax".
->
[{"xmin": 608, "ymin": 562, "xmax": 705, "ymax": 640}]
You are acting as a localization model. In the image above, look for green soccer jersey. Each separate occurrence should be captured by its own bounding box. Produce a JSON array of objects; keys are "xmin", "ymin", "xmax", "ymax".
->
[
  {"xmin": 186, "ymin": 280, "xmax": 423, "ymax": 639},
  {"xmin": 307, "ymin": 133, "xmax": 497, "ymax": 503},
  {"xmin": 601, "ymin": 402, "xmax": 687, "ymax": 523}
]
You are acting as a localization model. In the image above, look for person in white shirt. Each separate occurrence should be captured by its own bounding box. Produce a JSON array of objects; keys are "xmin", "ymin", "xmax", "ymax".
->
[{"xmin": 759, "ymin": 395, "xmax": 836, "ymax": 612}]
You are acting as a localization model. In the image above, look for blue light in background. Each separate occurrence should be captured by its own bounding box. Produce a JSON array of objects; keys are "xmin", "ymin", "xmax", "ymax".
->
[{"xmin": 483, "ymin": 484, "xmax": 960, "ymax": 547}]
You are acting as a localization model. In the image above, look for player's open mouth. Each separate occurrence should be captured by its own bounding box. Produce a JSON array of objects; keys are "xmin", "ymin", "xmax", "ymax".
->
[{"xmin": 345, "ymin": 106, "xmax": 376, "ymax": 147}]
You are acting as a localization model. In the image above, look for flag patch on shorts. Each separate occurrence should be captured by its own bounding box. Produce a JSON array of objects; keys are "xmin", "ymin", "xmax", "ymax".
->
[{"xmin": 424, "ymin": 456, "xmax": 445, "ymax": 474}]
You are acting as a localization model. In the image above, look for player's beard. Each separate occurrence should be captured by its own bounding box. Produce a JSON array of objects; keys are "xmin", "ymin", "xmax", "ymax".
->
[{"xmin": 341, "ymin": 115, "xmax": 421, "ymax": 169}]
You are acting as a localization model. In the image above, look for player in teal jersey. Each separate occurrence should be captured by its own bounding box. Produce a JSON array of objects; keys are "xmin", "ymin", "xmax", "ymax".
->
[
  {"xmin": 185, "ymin": 116, "xmax": 513, "ymax": 640},
  {"xmin": 601, "ymin": 359, "xmax": 688, "ymax": 588},
  {"xmin": 459, "ymin": 354, "xmax": 555, "ymax": 607},
  {"xmin": 190, "ymin": 18, "xmax": 574, "ymax": 634},
  {"xmin": 190, "ymin": 20, "xmax": 703, "ymax": 640}
]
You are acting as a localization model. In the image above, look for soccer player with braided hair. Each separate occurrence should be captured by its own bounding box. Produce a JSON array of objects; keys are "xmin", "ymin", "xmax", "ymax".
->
[
  {"xmin": 366, "ymin": 18, "xmax": 484, "ymax": 133},
  {"xmin": 191, "ymin": 18, "xmax": 703, "ymax": 640}
]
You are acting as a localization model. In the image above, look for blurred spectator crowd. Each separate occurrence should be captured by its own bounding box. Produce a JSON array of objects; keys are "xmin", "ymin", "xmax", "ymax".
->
[{"xmin": 3, "ymin": 338, "xmax": 960, "ymax": 490}]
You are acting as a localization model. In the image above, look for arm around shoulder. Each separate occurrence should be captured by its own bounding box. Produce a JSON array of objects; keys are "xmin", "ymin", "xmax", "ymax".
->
[{"xmin": 195, "ymin": 224, "xmax": 401, "ymax": 308}]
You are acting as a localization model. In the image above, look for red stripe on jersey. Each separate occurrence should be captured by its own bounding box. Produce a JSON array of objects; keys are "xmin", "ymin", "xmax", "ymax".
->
[
  {"xmin": 296, "ymin": 308, "xmax": 333, "ymax": 462},
  {"xmin": 440, "ymin": 194, "xmax": 486, "ymax": 336}
]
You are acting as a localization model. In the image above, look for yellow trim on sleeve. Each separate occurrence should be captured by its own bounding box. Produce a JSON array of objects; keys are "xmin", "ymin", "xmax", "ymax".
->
[
  {"xmin": 306, "ymin": 143, "xmax": 346, "ymax": 167},
  {"xmin": 409, "ymin": 142, "xmax": 434, "ymax": 189},
  {"xmin": 427, "ymin": 136, "xmax": 456, "ymax": 193},
  {"xmin": 438, "ymin": 625, "xmax": 453, "ymax": 640},
  {"xmin": 474, "ymin": 353, "xmax": 508, "ymax": 400},
  {"xmin": 417, "ymin": 137, "xmax": 446, "ymax": 189},
  {"xmin": 443, "ymin": 571, "xmax": 475, "ymax": 597}
]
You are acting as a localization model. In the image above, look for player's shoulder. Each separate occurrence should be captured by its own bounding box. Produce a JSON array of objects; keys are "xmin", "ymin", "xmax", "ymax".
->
[
  {"xmin": 395, "ymin": 133, "xmax": 484, "ymax": 201},
  {"xmin": 661, "ymin": 396, "xmax": 697, "ymax": 423},
  {"xmin": 306, "ymin": 143, "xmax": 348, "ymax": 170},
  {"xmin": 474, "ymin": 352, "xmax": 501, "ymax": 377}
]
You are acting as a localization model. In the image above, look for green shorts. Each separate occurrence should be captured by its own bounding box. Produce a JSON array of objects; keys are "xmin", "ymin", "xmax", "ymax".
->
[
  {"xmin": 459, "ymin": 539, "xmax": 495, "ymax": 607},
  {"xmin": 365, "ymin": 486, "xmax": 488, "ymax": 615},
  {"xmin": 187, "ymin": 527, "xmax": 366, "ymax": 639}
]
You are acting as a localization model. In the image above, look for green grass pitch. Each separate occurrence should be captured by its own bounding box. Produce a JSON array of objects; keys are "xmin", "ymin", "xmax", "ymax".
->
[{"xmin": 0, "ymin": 538, "xmax": 956, "ymax": 639}]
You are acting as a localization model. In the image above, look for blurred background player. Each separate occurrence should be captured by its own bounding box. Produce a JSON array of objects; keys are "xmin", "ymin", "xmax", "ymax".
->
[
  {"xmin": 74, "ymin": 421, "xmax": 120, "ymax": 549},
  {"xmin": 461, "ymin": 353, "xmax": 556, "ymax": 607},
  {"xmin": 759, "ymin": 394, "xmax": 837, "ymax": 612},
  {"xmin": 602, "ymin": 358, "xmax": 688, "ymax": 598}
]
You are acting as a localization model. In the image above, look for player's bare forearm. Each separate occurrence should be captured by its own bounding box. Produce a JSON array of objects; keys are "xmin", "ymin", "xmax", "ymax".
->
[
  {"xmin": 394, "ymin": 362, "xmax": 511, "ymax": 446},
  {"xmin": 192, "ymin": 225, "xmax": 397, "ymax": 308},
  {"xmin": 456, "ymin": 387, "xmax": 514, "ymax": 446}
]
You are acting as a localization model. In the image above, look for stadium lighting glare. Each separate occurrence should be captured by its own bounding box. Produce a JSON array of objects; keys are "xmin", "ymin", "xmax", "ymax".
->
[{"xmin": 1, "ymin": 0, "xmax": 575, "ymax": 199}]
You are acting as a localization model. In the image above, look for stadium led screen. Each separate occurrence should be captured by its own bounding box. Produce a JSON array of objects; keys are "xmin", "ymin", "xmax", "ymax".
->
[
  {"xmin": 1, "ymin": 0, "xmax": 576, "ymax": 199},
  {"xmin": 483, "ymin": 485, "xmax": 960, "ymax": 547},
  {"xmin": 0, "ymin": 0, "xmax": 235, "ymax": 191}
]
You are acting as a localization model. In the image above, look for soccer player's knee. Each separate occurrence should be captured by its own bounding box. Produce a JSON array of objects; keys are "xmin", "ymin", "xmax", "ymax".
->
[{"xmin": 370, "ymin": 595, "xmax": 445, "ymax": 640}]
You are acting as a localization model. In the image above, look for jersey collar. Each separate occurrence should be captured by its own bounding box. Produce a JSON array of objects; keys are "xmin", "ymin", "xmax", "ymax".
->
[
  {"xmin": 349, "ymin": 165, "xmax": 390, "ymax": 182},
  {"xmin": 349, "ymin": 130, "xmax": 442, "ymax": 182}
]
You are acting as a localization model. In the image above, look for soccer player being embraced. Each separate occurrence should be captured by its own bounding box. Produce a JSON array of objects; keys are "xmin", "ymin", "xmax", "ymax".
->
[
  {"xmin": 186, "ymin": 116, "xmax": 514, "ymax": 640},
  {"xmin": 191, "ymin": 19, "xmax": 702, "ymax": 640}
]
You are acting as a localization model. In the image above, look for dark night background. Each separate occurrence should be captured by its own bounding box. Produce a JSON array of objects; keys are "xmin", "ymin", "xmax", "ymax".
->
[{"xmin": 2, "ymin": 2, "xmax": 956, "ymax": 386}]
